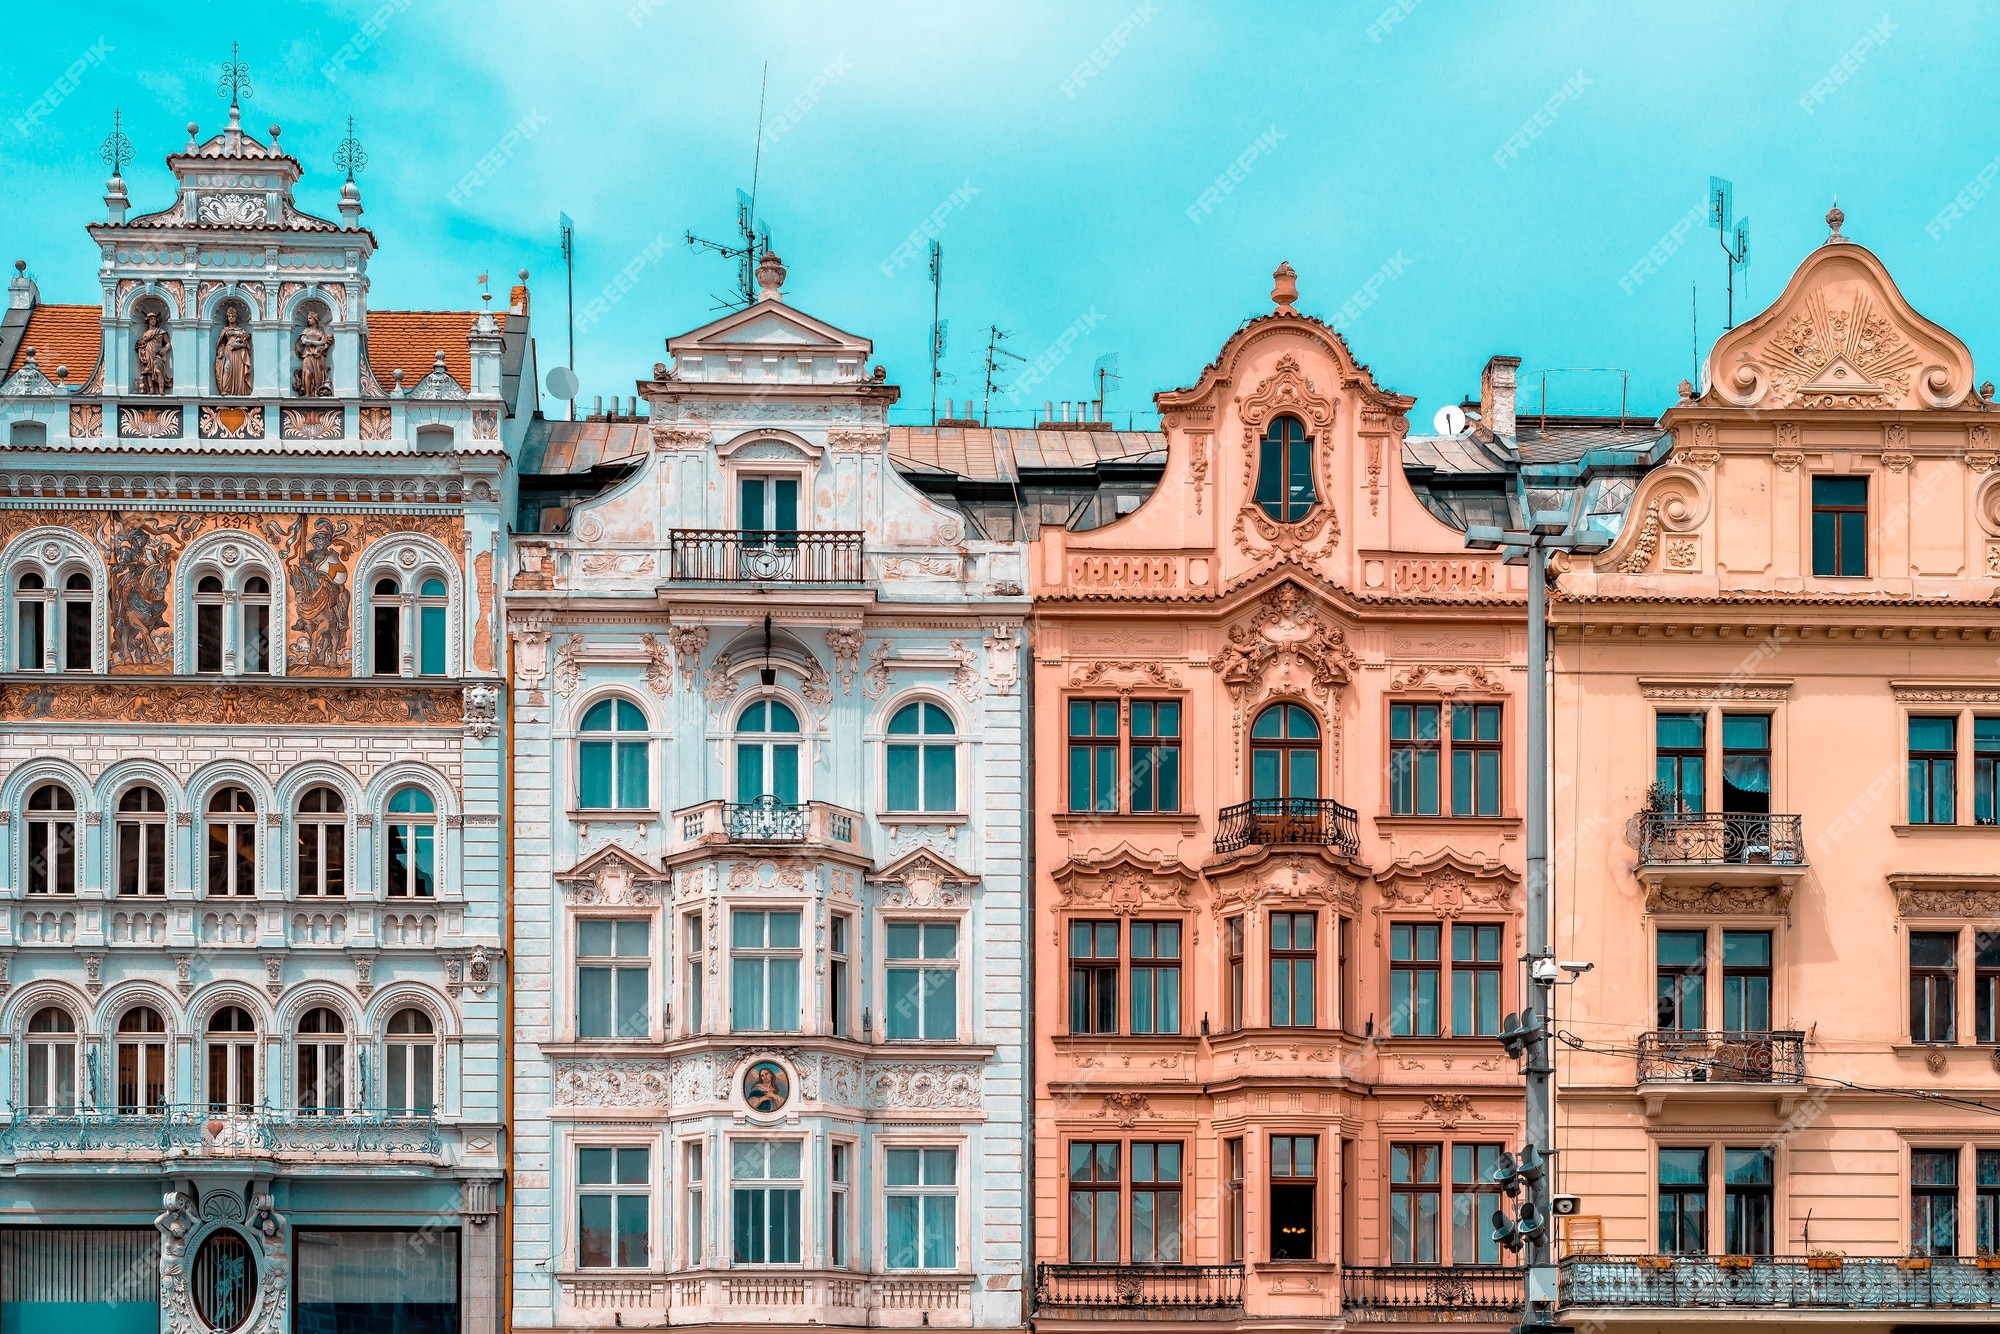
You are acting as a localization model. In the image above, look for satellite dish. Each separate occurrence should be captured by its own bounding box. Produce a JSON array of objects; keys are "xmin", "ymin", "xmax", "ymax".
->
[
  {"xmin": 545, "ymin": 365, "xmax": 579, "ymax": 400},
  {"xmin": 1433, "ymin": 403, "xmax": 1467, "ymax": 435}
]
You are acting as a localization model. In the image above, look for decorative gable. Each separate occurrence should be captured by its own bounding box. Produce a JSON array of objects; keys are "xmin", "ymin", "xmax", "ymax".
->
[{"xmin": 556, "ymin": 843, "xmax": 668, "ymax": 906}]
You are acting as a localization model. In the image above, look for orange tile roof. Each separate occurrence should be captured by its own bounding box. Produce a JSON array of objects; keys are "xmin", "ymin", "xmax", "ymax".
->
[
  {"xmin": 9, "ymin": 305, "xmax": 101, "ymax": 381},
  {"xmin": 365, "ymin": 310, "xmax": 478, "ymax": 393}
]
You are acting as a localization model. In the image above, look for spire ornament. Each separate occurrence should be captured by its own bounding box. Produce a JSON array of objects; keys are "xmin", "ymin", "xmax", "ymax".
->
[
  {"xmin": 98, "ymin": 109, "xmax": 132, "ymax": 177},
  {"xmin": 1824, "ymin": 196, "xmax": 1847, "ymax": 246},
  {"xmin": 217, "ymin": 41, "xmax": 253, "ymax": 107},
  {"xmin": 334, "ymin": 115, "xmax": 368, "ymax": 182}
]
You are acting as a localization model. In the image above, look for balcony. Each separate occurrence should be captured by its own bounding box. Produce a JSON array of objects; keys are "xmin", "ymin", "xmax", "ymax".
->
[
  {"xmin": 1341, "ymin": 1265, "xmax": 1525, "ymax": 1323},
  {"xmin": 1561, "ymin": 1255, "xmax": 2000, "ymax": 1312},
  {"xmin": 1214, "ymin": 798, "xmax": 1360, "ymax": 858},
  {"xmin": 0, "ymin": 1105, "xmax": 442, "ymax": 1161},
  {"xmin": 1634, "ymin": 811, "xmax": 1808, "ymax": 911},
  {"xmin": 1636, "ymin": 1030, "xmax": 1807, "ymax": 1116},
  {"xmin": 668, "ymin": 529, "xmax": 864, "ymax": 583},
  {"xmin": 1034, "ymin": 1264, "xmax": 1244, "ymax": 1316},
  {"xmin": 670, "ymin": 797, "xmax": 865, "ymax": 856}
]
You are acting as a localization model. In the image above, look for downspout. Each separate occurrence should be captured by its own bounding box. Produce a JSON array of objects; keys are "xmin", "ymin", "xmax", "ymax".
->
[
  {"xmin": 1021, "ymin": 612, "xmax": 1036, "ymax": 1331},
  {"xmin": 501, "ymin": 617, "xmax": 515, "ymax": 1334}
]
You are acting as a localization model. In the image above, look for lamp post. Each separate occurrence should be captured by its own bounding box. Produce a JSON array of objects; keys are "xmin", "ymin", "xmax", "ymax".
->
[{"xmin": 1467, "ymin": 510, "xmax": 1607, "ymax": 1334}]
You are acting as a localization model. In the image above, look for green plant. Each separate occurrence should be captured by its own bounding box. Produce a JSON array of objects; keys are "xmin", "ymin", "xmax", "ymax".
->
[{"xmin": 1643, "ymin": 781, "xmax": 1683, "ymax": 814}]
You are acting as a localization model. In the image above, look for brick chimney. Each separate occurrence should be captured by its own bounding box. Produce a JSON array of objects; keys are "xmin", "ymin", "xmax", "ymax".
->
[
  {"xmin": 1480, "ymin": 355, "xmax": 1521, "ymax": 436},
  {"xmin": 510, "ymin": 268, "xmax": 530, "ymax": 316}
]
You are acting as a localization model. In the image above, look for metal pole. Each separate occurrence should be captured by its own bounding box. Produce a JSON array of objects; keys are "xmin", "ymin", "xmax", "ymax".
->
[{"xmin": 1523, "ymin": 537, "xmax": 1554, "ymax": 1324}]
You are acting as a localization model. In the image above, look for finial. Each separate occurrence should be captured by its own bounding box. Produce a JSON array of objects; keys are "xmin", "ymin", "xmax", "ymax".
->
[
  {"xmin": 269, "ymin": 124, "xmax": 282, "ymax": 147},
  {"xmin": 519, "ymin": 268, "xmax": 530, "ymax": 282},
  {"xmin": 98, "ymin": 109, "xmax": 132, "ymax": 178},
  {"xmin": 14, "ymin": 261, "xmax": 24, "ymax": 275},
  {"xmin": 334, "ymin": 115, "xmax": 368, "ymax": 183},
  {"xmin": 1825, "ymin": 195, "xmax": 1846, "ymax": 245},
  {"xmin": 217, "ymin": 41, "xmax": 253, "ymax": 108},
  {"xmin": 755, "ymin": 250, "xmax": 787, "ymax": 301},
  {"xmin": 1272, "ymin": 261, "xmax": 1298, "ymax": 310}
]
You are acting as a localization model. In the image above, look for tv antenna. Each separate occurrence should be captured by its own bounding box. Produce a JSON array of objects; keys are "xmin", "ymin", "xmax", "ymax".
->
[
  {"xmin": 1709, "ymin": 176, "xmax": 1751, "ymax": 330},
  {"xmin": 982, "ymin": 325, "xmax": 1025, "ymax": 426},
  {"xmin": 928, "ymin": 241, "xmax": 945, "ymax": 425},
  {"xmin": 685, "ymin": 64, "xmax": 775, "ymax": 309},
  {"xmin": 1093, "ymin": 352, "xmax": 1121, "ymax": 421},
  {"xmin": 558, "ymin": 211, "xmax": 577, "ymax": 420}
]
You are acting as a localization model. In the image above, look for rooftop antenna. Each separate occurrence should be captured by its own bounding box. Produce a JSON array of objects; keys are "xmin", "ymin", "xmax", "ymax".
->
[
  {"xmin": 928, "ymin": 241, "xmax": 945, "ymax": 425},
  {"xmin": 218, "ymin": 41, "xmax": 253, "ymax": 108},
  {"xmin": 1093, "ymin": 352, "xmax": 1122, "ymax": 422},
  {"xmin": 558, "ymin": 212, "xmax": 577, "ymax": 420},
  {"xmin": 99, "ymin": 108, "xmax": 133, "ymax": 178},
  {"xmin": 1709, "ymin": 176, "xmax": 1750, "ymax": 330},
  {"xmin": 684, "ymin": 64, "xmax": 776, "ymax": 310},
  {"xmin": 982, "ymin": 325, "xmax": 1024, "ymax": 427}
]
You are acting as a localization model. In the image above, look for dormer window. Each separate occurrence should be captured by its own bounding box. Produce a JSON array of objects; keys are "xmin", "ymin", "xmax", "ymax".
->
[{"xmin": 1254, "ymin": 416, "xmax": 1316, "ymax": 522}]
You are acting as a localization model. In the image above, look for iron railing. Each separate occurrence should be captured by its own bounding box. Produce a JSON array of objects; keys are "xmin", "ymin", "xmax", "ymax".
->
[
  {"xmin": 1214, "ymin": 798, "xmax": 1360, "ymax": 857},
  {"xmin": 1341, "ymin": 1265, "xmax": 1526, "ymax": 1321},
  {"xmin": 1034, "ymin": 1264, "xmax": 1244, "ymax": 1312},
  {"xmin": 1636, "ymin": 1030, "xmax": 1806, "ymax": 1084},
  {"xmin": 726, "ymin": 797, "xmax": 809, "ymax": 842},
  {"xmin": 0, "ymin": 1104, "xmax": 441, "ymax": 1157},
  {"xmin": 1636, "ymin": 812, "xmax": 1804, "ymax": 866},
  {"xmin": 668, "ymin": 530, "xmax": 864, "ymax": 583},
  {"xmin": 1561, "ymin": 1255, "xmax": 2000, "ymax": 1310}
]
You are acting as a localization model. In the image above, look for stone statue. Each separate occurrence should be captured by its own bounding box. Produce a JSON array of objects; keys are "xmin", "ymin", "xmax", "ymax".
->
[
  {"xmin": 135, "ymin": 309, "xmax": 173, "ymax": 394},
  {"xmin": 291, "ymin": 308, "xmax": 333, "ymax": 397},
  {"xmin": 213, "ymin": 304, "xmax": 253, "ymax": 396}
]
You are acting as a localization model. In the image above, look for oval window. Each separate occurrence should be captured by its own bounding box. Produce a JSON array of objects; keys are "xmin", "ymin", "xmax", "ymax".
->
[{"xmin": 193, "ymin": 1228, "xmax": 258, "ymax": 1331}]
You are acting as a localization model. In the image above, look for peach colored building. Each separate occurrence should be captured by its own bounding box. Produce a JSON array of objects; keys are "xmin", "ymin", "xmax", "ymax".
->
[
  {"xmin": 1552, "ymin": 211, "xmax": 2000, "ymax": 1330},
  {"xmin": 1029, "ymin": 265, "xmax": 1540, "ymax": 1331}
]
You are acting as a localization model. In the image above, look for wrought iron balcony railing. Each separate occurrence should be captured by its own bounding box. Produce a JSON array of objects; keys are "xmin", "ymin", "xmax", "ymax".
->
[
  {"xmin": 1034, "ymin": 1263, "xmax": 1244, "ymax": 1313},
  {"xmin": 1637, "ymin": 812, "xmax": 1805, "ymax": 866},
  {"xmin": 1636, "ymin": 1030, "xmax": 1806, "ymax": 1084},
  {"xmin": 1341, "ymin": 1265, "xmax": 1526, "ymax": 1322},
  {"xmin": 1561, "ymin": 1255, "xmax": 2000, "ymax": 1310},
  {"xmin": 726, "ymin": 797, "xmax": 809, "ymax": 843},
  {"xmin": 1214, "ymin": 797, "xmax": 1360, "ymax": 857},
  {"xmin": 0, "ymin": 1104, "xmax": 441, "ymax": 1157},
  {"xmin": 668, "ymin": 530, "xmax": 864, "ymax": 583}
]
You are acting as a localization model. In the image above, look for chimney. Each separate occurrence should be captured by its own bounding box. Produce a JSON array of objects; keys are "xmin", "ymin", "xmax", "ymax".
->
[
  {"xmin": 9, "ymin": 260, "xmax": 37, "ymax": 310},
  {"xmin": 511, "ymin": 268, "xmax": 530, "ymax": 316},
  {"xmin": 1480, "ymin": 355, "xmax": 1521, "ymax": 437}
]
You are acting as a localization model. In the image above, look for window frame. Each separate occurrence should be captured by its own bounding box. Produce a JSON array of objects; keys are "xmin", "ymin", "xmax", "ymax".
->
[
  {"xmin": 1388, "ymin": 921, "xmax": 1440, "ymax": 1038},
  {"xmin": 1389, "ymin": 1142, "xmax": 1442, "ymax": 1264},
  {"xmin": 1389, "ymin": 701, "xmax": 1442, "ymax": 817},
  {"xmin": 185, "ymin": 559, "xmax": 280, "ymax": 678},
  {"xmin": 1254, "ymin": 413, "xmax": 1317, "ymax": 524},
  {"xmin": 1657, "ymin": 1145, "xmax": 1709, "ymax": 1256},
  {"xmin": 203, "ymin": 785, "xmax": 259, "ymax": 898},
  {"xmin": 382, "ymin": 784, "xmax": 438, "ymax": 899},
  {"xmin": 1909, "ymin": 715, "xmax": 1959, "ymax": 826},
  {"xmin": 1270, "ymin": 911, "xmax": 1318, "ymax": 1029},
  {"xmin": 734, "ymin": 697, "xmax": 804, "ymax": 807},
  {"xmin": 364, "ymin": 565, "xmax": 454, "ymax": 679},
  {"xmin": 575, "ymin": 1140, "xmax": 654, "ymax": 1271},
  {"xmin": 1912, "ymin": 929, "xmax": 1959, "ymax": 1045},
  {"xmin": 23, "ymin": 1005, "xmax": 80, "ymax": 1111},
  {"xmin": 204, "ymin": 1005, "xmax": 258, "ymax": 1114},
  {"xmin": 294, "ymin": 784, "xmax": 348, "ymax": 898},
  {"xmin": 1269, "ymin": 1133, "xmax": 1318, "ymax": 1262},
  {"xmin": 113, "ymin": 1005, "xmax": 170, "ymax": 1115},
  {"xmin": 1912, "ymin": 1146, "xmax": 1959, "ymax": 1258},
  {"xmin": 382, "ymin": 1006, "xmax": 438, "ymax": 1116},
  {"xmin": 22, "ymin": 782, "xmax": 78, "ymax": 897},
  {"xmin": 294, "ymin": 1006, "xmax": 348, "ymax": 1114},
  {"xmin": 1810, "ymin": 473, "xmax": 1868, "ymax": 578},
  {"xmin": 730, "ymin": 1136, "xmax": 806, "ymax": 1267},
  {"xmin": 574, "ymin": 913, "xmax": 655, "ymax": 1042},
  {"xmin": 9, "ymin": 558, "xmax": 96, "ymax": 674},
  {"xmin": 576, "ymin": 696, "xmax": 653, "ymax": 813},
  {"xmin": 1066, "ymin": 1140, "xmax": 1121, "ymax": 1263},
  {"xmin": 730, "ymin": 905, "xmax": 804, "ymax": 1034},
  {"xmin": 884, "ymin": 699, "xmax": 961, "ymax": 815},
  {"xmin": 1450, "ymin": 922, "xmax": 1504, "ymax": 1038},
  {"xmin": 883, "ymin": 916, "xmax": 961, "ymax": 1042},
  {"xmin": 1068, "ymin": 919, "xmax": 1120, "ymax": 1035},
  {"xmin": 882, "ymin": 1141, "xmax": 963, "ymax": 1272}
]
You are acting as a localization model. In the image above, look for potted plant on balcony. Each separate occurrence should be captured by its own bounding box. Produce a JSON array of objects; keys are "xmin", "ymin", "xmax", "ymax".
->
[
  {"xmin": 1718, "ymin": 1254, "xmax": 1755, "ymax": 1270},
  {"xmin": 1635, "ymin": 1256, "xmax": 1674, "ymax": 1271},
  {"xmin": 1898, "ymin": 1252, "xmax": 1931, "ymax": 1272},
  {"xmin": 1978, "ymin": 1247, "xmax": 2000, "ymax": 1270},
  {"xmin": 1806, "ymin": 1250, "xmax": 1844, "ymax": 1271}
]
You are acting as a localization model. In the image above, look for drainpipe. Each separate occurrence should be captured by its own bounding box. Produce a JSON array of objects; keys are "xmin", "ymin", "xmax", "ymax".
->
[
  {"xmin": 501, "ymin": 619, "xmax": 515, "ymax": 1334},
  {"xmin": 1021, "ymin": 617, "xmax": 1036, "ymax": 1330}
]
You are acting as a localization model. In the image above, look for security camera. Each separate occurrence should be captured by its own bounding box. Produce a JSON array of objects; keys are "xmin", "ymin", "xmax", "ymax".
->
[{"xmin": 1559, "ymin": 961, "xmax": 1595, "ymax": 976}]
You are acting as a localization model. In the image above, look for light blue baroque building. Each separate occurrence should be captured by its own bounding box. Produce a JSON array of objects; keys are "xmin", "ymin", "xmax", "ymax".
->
[
  {"xmin": 505, "ymin": 252, "xmax": 1029, "ymax": 1330},
  {"xmin": 0, "ymin": 90, "xmax": 531, "ymax": 1333}
]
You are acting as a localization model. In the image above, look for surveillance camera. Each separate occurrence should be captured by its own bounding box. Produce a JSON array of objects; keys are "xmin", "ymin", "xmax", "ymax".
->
[
  {"xmin": 1559, "ymin": 960, "xmax": 1595, "ymax": 976},
  {"xmin": 1530, "ymin": 958, "xmax": 1560, "ymax": 983}
]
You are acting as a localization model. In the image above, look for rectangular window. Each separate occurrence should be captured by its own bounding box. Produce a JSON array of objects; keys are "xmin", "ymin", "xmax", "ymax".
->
[
  {"xmin": 1390, "ymin": 922, "xmax": 1440, "ymax": 1037},
  {"xmin": 1656, "ymin": 930, "xmax": 1707, "ymax": 1032},
  {"xmin": 1389, "ymin": 1143, "xmax": 1441, "ymax": 1263},
  {"xmin": 1658, "ymin": 1147, "xmax": 1707, "ymax": 1255},
  {"xmin": 1224, "ymin": 1137, "xmax": 1245, "ymax": 1263},
  {"xmin": 1068, "ymin": 1141, "xmax": 1120, "ymax": 1262},
  {"xmin": 1723, "ymin": 1148, "xmax": 1773, "ymax": 1255},
  {"xmin": 1722, "ymin": 931, "xmax": 1772, "ymax": 1032},
  {"xmin": 578, "ymin": 1145, "xmax": 650, "ymax": 1269},
  {"xmin": 1720, "ymin": 714, "xmax": 1772, "ymax": 815},
  {"xmin": 1225, "ymin": 916, "xmax": 1245, "ymax": 1031},
  {"xmin": 886, "ymin": 1147, "xmax": 958, "ymax": 1270},
  {"xmin": 576, "ymin": 918, "xmax": 649, "ymax": 1040},
  {"xmin": 1656, "ymin": 713, "xmax": 1706, "ymax": 813},
  {"xmin": 1981, "ymin": 932, "xmax": 2000, "ymax": 1046},
  {"xmin": 1978, "ymin": 719, "xmax": 2000, "ymax": 825},
  {"xmin": 1129, "ymin": 700, "xmax": 1182, "ymax": 813},
  {"xmin": 1452, "ymin": 1145, "xmax": 1504, "ymax": 1264},
  {"xmin": 1069, "ymin": 920, "xmax": 1119, "ymax": 1034},
  {"xmin": 683, "ymin": 912, "xmax": 705, "ymax": 1036},
  {"xmin": 685, "ymin": 1141, "xmax": 705, "ymax": 1268},
  {"xmin": 1129, "ymin": 921, "xmax": 1182, "ymax": 1035},
  {"xmin": 829, "ymin": 1142, "xmax": 849, "ymax": 1269},
  {"xmin": 731, "ymin": 909, "xmax": 802, "ymax": 1033},
  {"xmin": 1979, "ymin": 1150, "xmax": 2000, "ymax": 1257},
  {"xmin": 1913, "ymin": 931, "xmax": 1958, "ymax": 1043},
  {"xmin": 1068, "ymin": 700, "xmax": 1119, "ymax": 812},
  {"xmin": 1270, "ymin": 1135, "xmax": 1317, "ymax": 1261},
  {"xmin": 740, "ymin": 474, "xmax": 800, "ymax": 535},
  {"xmin": 828, "ymin": 913, "xmax": 851, "ymax": 1038},
  {"xmin": 886, "ymin": 921, "xmax": 958, "ymax": 1041},
  {"xmin": 118, "ymin": 812, "xmax": 168, "ymax": 896},
  {"xmin": 1451, "ymin": 923, "xmax": 1502, "ymax": 1037},
  {"xmin": 1270, "ymin": 911, "xmax": 1317, "ymax": 1028},
  {"xmin": 1131, "ymin": 1142, "xmax": 1183, "ymax": 1264},
  {"xmin": 1911, "ymin": 716, "xmax": 1958, "ymax": 824},
  {"xmin": 1913, "ymin": 1148, "xmax": 1959, "ymax": 1257},
  {"xmin": 1390, "ymin": 702, "xmax": 1442, "ymax": 816},
  {"xmin": 1811, "ymin": 475, "xmax": 1868, "ymax": 577},
  {"xmin": 1450, "ymin": 703, "xmax": 1503, "ymax": 817},
  {"xmin": 731, "ymin": 1140, "xmax": 803, "ymax": 1264}
]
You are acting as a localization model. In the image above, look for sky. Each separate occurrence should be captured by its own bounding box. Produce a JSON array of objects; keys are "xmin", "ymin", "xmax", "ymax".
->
[{"xmin": 0, "ymin": 0, "xmax": 1990, "ymax": 430}]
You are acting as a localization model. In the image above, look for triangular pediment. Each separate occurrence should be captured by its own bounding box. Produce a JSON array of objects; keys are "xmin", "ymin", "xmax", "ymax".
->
[
  {"xmin": 668, "ymin": 298, "xmax": 871, "ymax": 357},
  {"xmin": 868, "ymin": 848, "xmax": 977, "ymax": 886},
  {"xmin": 556, "ymin": 843, "xmax": 667, "ymax": 905}
]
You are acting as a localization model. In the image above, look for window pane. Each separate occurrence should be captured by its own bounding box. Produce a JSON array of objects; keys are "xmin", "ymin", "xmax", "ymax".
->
[
  {"xmin": 579, "ymin": 742, "xmax": 612, "ymax": 808},
  {"xmin": 616, "ymin": 742, "xmax": 649, "ymax": 808},
  {"xmin": 888, "ymin": 746, "xmax": 919, "ymax": 810},
  {"xmin": 923, "ymin": 746, "xmax": 956, "ymax": 812}
]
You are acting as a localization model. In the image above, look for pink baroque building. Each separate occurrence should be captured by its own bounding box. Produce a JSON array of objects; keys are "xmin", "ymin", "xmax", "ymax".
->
[
  {"xmin": 1552, "ymin": 209, "xmax": 2000, "ymax": 1330},
  {"xmin": 1029, "ymin": 265, "xmax": 1540, "ymax": 1331}
]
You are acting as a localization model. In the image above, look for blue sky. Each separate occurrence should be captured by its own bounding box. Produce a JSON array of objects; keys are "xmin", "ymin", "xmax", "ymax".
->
[{"xmin": 2, "ymin": 0, "xmax": 1990, "ymax": 428}]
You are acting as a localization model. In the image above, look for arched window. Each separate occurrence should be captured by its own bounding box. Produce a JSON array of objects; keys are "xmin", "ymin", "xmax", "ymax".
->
[
  {"xmin": 372, "ymin": 577, "xmax": 401, "ymax": 675},
  {"xmin": 195, "ymin": 575, "xmax": 225, "ymax": 673},
  {"xmin": 115, "ymin": 1006, "xmax": 168, "ymax": 1114},
  {"xmin": 1251, "ymin": 703, "xmax": 1321, "ymax": 801},
  {"xmin": 25, "ymin": 1007, "xmax": 77, "ymax": 1110},
  {"xmin": 579, "ymin": 698, "xmax": 650, "ymax": 810},
  {"xmin": 384, "ymin": 1008, "xmax": 436, "ymax": 1115},
  {"xmin": 296, "ymin": 787, "xmax": 346, "ymax": 897},
  {"xmin": 417, "ymin": 577, "xmax": 448, "ymax": 676},
  {"xmin": 60, "ymin": 573, "xmax": 91, "ymax": 671},
  {"xmin": 117, "ymin": 785, "xmax": 168, "ymax": 896},
  {"xmin": 206, "ymin": 786, "xmax": 257, "ymax": 897},
  {"xmin": 886, "ymin": 702, "xmax": 957, "ymax": 813},
  {"xmin": 1254, "ymin": 415, "xmax": 1316, "ymax": 522},
  {"xmin": 24, "ymin": 784, "xmax": 76, "ymax": 895},
  {"xmin": 735, "ymin": 700, "xmax": 801, "ymax": 805},
  {"xmin": 385, "ymin": 787, "xmax": 437, "ymax": 898},
  {"xmin": 296, "ymin": 1007, "xmax": 345, "ymax": 1114},
  {"xmin": 8, "ymin": 569, "xmax": 86, "ymax": 671},
  {"xmin": 241, "ymin": 575, "xmax": 270, "ymax": 674},
  {"xmin": 14, "ymin": 570, "xmax": 46, "ymax": 669},
  {"xmin": 206, "ymin": 1006, "xmax": 257, "ymax": 1113}
]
